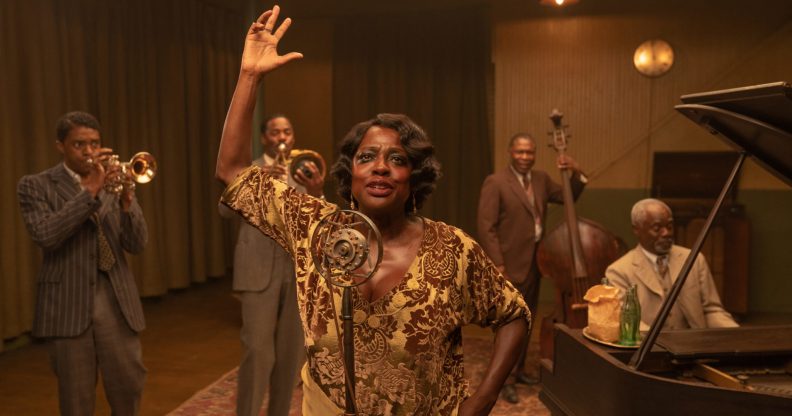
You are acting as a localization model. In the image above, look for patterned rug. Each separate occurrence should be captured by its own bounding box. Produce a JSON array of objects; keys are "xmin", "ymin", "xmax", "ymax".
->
[{"xmin": 168, "ymin": 336, "xmax": 549, "ymax": 415}]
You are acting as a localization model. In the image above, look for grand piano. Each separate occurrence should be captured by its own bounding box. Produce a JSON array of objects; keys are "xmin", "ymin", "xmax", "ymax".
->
[{"xmin": 539, "ymin": 82, "xmax": 792, "ymax": 416}]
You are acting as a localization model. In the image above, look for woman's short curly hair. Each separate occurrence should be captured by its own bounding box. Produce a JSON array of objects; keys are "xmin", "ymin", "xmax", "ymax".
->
[{"xmin": 331, "ymin": 113, "xmax": 442, "ymax": 215}]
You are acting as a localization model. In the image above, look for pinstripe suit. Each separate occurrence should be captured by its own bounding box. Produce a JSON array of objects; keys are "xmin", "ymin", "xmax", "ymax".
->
[{"xmin": 18, "ymin": 163, "xmax": 148, "ymax": 415}]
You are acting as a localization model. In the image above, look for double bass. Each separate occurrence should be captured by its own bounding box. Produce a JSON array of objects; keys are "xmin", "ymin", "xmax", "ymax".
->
[{"xmin": 536, "ymin": 109, "xmax": 626, "ymax": 360}]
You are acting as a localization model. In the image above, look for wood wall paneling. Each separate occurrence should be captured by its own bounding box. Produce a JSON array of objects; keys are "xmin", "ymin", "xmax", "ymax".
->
[{"xmin": 493, "ymin": 5, "xmax": 792, "ymax": 190}]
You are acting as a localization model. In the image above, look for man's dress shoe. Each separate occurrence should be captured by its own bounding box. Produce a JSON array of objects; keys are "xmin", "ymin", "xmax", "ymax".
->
[
  {"xmin": 515, "ymin": 373, "xmax": 539, "ymax": 385},
  {"xmin": 501, "ymin": 384, "xmax": 519, "ymax": 404}
]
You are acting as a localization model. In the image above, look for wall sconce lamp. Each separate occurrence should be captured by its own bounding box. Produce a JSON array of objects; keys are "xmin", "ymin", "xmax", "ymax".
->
[{"xmin": 633, "ymin": 39, "xmax": 675, "ymax": 77}]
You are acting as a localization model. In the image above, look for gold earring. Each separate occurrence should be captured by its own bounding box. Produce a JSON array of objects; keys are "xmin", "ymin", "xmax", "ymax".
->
[
  {"xmin": 412, "ymin": 193, "xmax": 417, "ymax": 215},
  {"xmin": 350, "ymin": 196, "xmax": 356, "ymax": 210}
]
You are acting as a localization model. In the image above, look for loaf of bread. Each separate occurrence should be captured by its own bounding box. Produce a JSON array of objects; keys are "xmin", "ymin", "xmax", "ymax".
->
[{"xmin": 583, "ymin": 284, "xmax": 622, "ymax": 343}]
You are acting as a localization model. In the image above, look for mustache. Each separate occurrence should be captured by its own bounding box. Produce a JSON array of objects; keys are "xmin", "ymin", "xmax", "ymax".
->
[{"xmin": 655, "ymin": 239, "xmax": 674, "ymax": 248}]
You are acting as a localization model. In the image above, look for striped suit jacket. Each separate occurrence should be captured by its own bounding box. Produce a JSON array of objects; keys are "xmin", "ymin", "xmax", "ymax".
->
[{"xmin": 17, "ymin": 164, "xmax": 148, "ymax": 338}]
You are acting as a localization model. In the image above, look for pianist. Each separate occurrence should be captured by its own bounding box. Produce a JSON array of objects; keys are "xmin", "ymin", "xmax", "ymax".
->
[{"xmin": 605, "ymin": 198, "xmax": 739, "ymax": 330}]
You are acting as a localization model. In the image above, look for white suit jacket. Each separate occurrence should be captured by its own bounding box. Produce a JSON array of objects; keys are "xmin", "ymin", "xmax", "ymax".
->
[{"xmin": 605, "ymin": 245, "xmax": 738, "ymax": 330}]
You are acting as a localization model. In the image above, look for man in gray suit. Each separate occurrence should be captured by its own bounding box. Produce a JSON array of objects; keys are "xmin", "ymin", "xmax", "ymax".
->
[
  {"xmin": 232, "ymin": 114, "xmax": 324, "ymax": 416},
  {"xmin": 477, "ymin": 132, "xmax": 585, "ymax": 403},
  {"xmin": 17, "ymin": 111, "xmax": 148, "ymax": 415},
  {"xmin": 605, "ymin": 198, "xmax": 738, "ymax": 330}
]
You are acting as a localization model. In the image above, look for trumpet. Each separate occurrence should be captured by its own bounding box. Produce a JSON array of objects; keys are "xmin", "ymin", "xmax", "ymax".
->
[
  {"xmin": 276, "ymin": 143, "xmax": 325, "ymax": 180},
  {"xmin": 89, "ymin": 152, "xmax": 157, "ymax": 195}
]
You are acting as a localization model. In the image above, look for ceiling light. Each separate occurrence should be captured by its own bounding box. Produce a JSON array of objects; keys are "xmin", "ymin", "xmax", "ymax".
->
[{"xmin": 539, "ymin": 0, "xmax": 579, "ymax": 6}]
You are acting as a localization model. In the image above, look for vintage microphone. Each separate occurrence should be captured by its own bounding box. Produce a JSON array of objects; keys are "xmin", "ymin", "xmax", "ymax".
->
[{"xmin": 309, "ymin": 209, "xmax": 382, "ymax": 415}]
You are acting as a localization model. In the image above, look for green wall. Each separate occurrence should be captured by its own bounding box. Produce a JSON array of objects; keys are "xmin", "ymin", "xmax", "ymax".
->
[
  {"xmin": 738, "ymin": 190, "xmax": 792, "ymax": 313},
  {"xmin": 539, "ymin": 189, "xmax": 792, "ymax": 314}
]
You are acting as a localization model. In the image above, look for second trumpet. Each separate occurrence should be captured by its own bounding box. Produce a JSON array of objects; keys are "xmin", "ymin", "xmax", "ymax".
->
[{"xmin": 276, "ymin": 143, "xmax": 326, "ymax": 180}]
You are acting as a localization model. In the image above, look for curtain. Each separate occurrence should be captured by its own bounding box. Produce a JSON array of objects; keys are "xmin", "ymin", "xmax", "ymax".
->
[
  {"xmin": 0, "ymin": 0, "xmax": 245, "ymax": 348},
  {"xmin": 331, "ymin": 7, "xmax": 493, "ymax": 234}
]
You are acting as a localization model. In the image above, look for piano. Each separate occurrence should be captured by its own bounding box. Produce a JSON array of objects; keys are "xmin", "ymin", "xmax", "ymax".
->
[{"xmin": 539, "ymin": 82, "xmax": 792, "ymax": 416}]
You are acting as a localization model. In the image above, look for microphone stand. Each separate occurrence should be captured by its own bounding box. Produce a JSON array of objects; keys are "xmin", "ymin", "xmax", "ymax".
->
[
  {"xmin": 341, "ymin": 286, "xmax": 356, "ymax": 415},
  {"xmin": 310, "ymin": 210, "xmax": 382, "ymax": 416}
]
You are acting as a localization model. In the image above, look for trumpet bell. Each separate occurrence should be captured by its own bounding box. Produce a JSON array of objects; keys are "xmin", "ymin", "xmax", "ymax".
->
[
  {"xmin": 289, "ymin": 149, "xmax": 326, "ymax": 180},
  {"xmin": 127, "ymin": 152, "xmax": 157, "ymax": 184}
]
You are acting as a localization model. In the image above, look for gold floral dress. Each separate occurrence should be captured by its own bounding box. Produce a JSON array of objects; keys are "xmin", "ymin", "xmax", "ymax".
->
[{"xmin": 221, "ymin": 166, "xmax": 531, "ymax": 415}]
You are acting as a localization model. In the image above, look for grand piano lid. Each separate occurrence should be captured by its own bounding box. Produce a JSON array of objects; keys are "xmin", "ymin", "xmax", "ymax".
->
[
  {"xmin": 630, "ymin": 82, "xmax": 792, "ymax": 369},
  {"xmin": 675, "ymin": 81, "xmax": 792, "ymax": 186},
  {"xmin": 680, "ymin": 81, "xmax": 792, "ymax": 133}
]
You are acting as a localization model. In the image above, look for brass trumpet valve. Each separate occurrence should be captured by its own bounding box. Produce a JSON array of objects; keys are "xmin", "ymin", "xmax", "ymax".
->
[{"xmin": 100, "ymin": 152, "xmax": 157, "ymax": 195}]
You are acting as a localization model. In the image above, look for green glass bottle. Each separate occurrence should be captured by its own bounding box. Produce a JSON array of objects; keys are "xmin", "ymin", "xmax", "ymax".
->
[{"xmin": 619, "ymin": 285, "xmax": 641, "ymax": 346}]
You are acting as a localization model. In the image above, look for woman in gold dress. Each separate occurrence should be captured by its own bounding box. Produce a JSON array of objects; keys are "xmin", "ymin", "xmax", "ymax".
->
[{"xmin": 215, "ymin": 6, "xmax": 530, "ymax": 415}]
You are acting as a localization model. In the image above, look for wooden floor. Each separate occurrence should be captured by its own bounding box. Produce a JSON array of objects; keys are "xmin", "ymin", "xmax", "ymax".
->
[
  {"xmin": 0, "ymin": 277, "xmax": 243, "ymax": 416},
  {"xmin": 2, "ymin": 276, "xmax": 790, "ymax": 415},
  {"xmin": 0, "ymin": 277, "xmax": 551, "ymax": 415}
]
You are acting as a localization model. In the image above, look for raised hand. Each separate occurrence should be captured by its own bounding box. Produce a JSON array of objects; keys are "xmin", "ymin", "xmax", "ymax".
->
[
  {"xmin": 241, "ymin": 5, "xmax": 303, "ymax": 76},
  {"xmin": 216, "ymin": 6, "xmax": 303, "ymax": 185}
]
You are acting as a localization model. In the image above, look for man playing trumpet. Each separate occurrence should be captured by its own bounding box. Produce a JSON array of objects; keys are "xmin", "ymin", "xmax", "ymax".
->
[
  {"xmin": 17, "ymin": 111, "xmax": 148, "ymax": 415},
  {"xmin": 230, "ymin": 113, "xmax": 325, "ymax": 416}
]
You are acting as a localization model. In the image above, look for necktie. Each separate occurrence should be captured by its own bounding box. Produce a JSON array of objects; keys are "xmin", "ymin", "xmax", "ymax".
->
[
  {"xmin": 656, "ymin": 255, "xmax": 670, "ymax": 293},
  {"xmin": 523, "ymin": 174, "xmax": 535, "ymax": 207},
  {"xmin": 94, "ymin": 212, "xmax": 116, "ymax": 272},
  {"xmin": 523, "ymin": 175, "xmax": 542, "ymax": 241}
]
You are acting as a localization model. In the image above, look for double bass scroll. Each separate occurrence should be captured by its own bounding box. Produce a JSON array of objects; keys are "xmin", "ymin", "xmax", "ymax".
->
[{"xmin": 537, "ymin": 109, "xmax": 626, "ymax": 361}]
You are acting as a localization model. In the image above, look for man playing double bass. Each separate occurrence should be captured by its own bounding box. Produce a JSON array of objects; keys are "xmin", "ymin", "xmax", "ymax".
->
[{"xmin": 477, "ymin": 132, "xmax": 586, "ymax": 404}]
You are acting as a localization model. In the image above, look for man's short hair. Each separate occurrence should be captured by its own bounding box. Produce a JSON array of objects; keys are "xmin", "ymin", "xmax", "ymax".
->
[
  {"xmin": 55, "ymin": 111, "xmax": 100, "ymax": 142},
  {"xmin": 631, "ymin": 198, "xmax": 672, "ymax": 226},
  {"xmin": 508, "ymin": 132, "xmax": 535, "ymax": 148},
  {"xmin": 260, "ymin": 113, "xmax": 290, "ymax": 134}
]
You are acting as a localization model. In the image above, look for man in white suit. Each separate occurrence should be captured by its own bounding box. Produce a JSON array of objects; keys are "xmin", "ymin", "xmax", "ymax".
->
[{"xmin": 605, "ymin": 198, "xmax": 738, "ymax": 330}]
